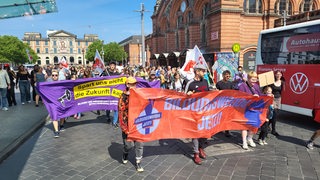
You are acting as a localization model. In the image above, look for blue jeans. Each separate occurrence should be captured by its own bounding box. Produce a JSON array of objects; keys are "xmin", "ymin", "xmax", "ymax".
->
[
  {"xmin": 0, "ymin": 88, "xmax": 8, "ymax": 108},
  {"xmin": 113, "ymin": 110, "xmax": 118, "ymax": 125},
  {"xmin": 19, "ymin": 80, "xmax": 31, "ymax": 103}
]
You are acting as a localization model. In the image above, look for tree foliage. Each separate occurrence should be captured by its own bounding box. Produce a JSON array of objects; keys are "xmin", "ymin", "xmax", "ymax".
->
[
  {"xmin": 87, "ymin": 41, "xmax": 127, "ymax": 65},
  {"xmin": 0, "ymin": 35, "xmax": 38, "ymax": 64}
]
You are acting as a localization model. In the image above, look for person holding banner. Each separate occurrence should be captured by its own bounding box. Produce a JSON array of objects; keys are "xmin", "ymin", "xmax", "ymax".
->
[
  {"xmin": 216, "ymin": 70, "xmax": 235, "ymax": 137},
  {"xmin": 48, "ymin": 69, "xmax": 62, "ymax": 138},
  {"xmin": 184, "ymin": 62, "xmax": 210, "ymax": 165},
  {"xmin": 239, "ymin": 71, "xmax": 262, "ymax": 149},
  {"xmin": 118, "ymin": 76, "xmax": 144, "ymax": 172}
]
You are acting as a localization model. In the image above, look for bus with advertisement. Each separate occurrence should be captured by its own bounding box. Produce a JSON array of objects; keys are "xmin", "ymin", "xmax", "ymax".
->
[{"xmin": 255, "ymin": 19, "xmax": 320, "ymax": 122}]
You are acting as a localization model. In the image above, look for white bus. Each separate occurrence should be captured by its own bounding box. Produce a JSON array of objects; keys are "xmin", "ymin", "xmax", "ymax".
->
[{"xmin": 255, "ymin": 19, "xmax": 320, "ymax": 122}]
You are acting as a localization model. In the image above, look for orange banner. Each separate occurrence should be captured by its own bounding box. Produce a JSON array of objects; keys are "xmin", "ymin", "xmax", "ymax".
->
[{"xmin": 127, "ymin": 88, "xmax": 273, "ymax": 142}]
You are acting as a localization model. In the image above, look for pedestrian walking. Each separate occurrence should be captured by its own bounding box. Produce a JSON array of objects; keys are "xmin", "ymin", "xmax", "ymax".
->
[
  {"xmin": 5, "ymin": 64, "xmax": 17, "ymax": 106},
  {"xmin": 118, "ymin": 76, "xmax": 144, "ymax": 172},
  {"xmin": 16, "ymin": 65, "xmax": 31, "ymax": 105},
  {"xmin": 0, "ymin": 64, "xmax": 11, "ymax": 111},
  {"xmin": 184, "ymin": 62, "xmax": 210, "ymax": 165},
  {"xmin": 238, "ymin": 71, "xmax": 262, "ymax": 150},
  {"xmin": 306, "ymin": 129, "xmax": 320, "ymax": 149}
]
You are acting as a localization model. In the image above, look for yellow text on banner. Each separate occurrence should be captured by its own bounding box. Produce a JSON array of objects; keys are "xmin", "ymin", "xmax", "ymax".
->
[
  {"xmin": 73, "ymin": 77, "xmax": 127, "ymax": 91},
  {"xmin": 74, "ymin": 88, "xmax": 111, "ymax": 100}
]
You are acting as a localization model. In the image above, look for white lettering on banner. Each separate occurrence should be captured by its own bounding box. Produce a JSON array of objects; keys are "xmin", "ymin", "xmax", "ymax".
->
[{"xmin": 290, "ymin": 72, "xmax": 309, "ymax": 94}]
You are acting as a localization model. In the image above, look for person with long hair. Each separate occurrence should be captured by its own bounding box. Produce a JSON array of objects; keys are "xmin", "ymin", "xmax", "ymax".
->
[
  {"xmin": 16, "ymin": 65, "xmax": 31, "ymax": 105},
  {"xmin": 269, "ymin": 70, "xmax": 284, "ymax": 136}
]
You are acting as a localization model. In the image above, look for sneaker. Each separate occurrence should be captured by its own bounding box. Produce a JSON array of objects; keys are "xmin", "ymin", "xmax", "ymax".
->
[
  {"xmin": 247, "ymin": 139, "xmax": 256, "ymax": 147},
  {"xmin": 35, "ymin": 104, "xmax": 39, "ymax": 107},
  {"xmin": 258, "ymin": 139, "xmax": 264, "ymax": 146},
  {"xmin": 263, "ymin": 140, "xmax": 268, "ymax": 145},
  {"xmin": 22, "ymin": 102, "xmax": 25, "ymax": 105},
  {"xmin": 54, "ymin": 131, "xmax": 60, "ymax": 138},
  {"xmin": 307, "ymin": 141, "xmax": 314, "ymax": 150},
  {"xmin": 242, "ymin": 142, "xmax": 249, "ymax": 150},
  {"xmin": 122, "ymin": 153, "xmax": 128, "ymax": 164},
  {"xmin": 136, "ymin": 162, "xmax": 144, "ymax": 172},
  {"xmin": 27, "ymin": 101, "xmax": 31, "ymax": 103},
  {"xmin": 113, "ymin": 123, "xmax": 119, "ymax": 129},
  {"xmin": 2, "ymin": 107, "xmax": 8, "ymax": 111},
  {"xmin": 59, "ymin": 125, "xmax": 65, "ymax": 132}
]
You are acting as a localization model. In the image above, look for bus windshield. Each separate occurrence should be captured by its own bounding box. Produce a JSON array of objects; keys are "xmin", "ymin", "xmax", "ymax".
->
[{"xmin": 260, "ymin": 24, "xmax": 320, "ymax": 65}]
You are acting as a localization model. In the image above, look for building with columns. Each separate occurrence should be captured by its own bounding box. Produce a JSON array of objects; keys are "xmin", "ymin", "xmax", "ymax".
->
[
  {"xmin": 22, "ymin": 30, "xmax": 98, "ymax": 66},
  {"xmin": 147, "ymin": 0, "xmax": 320, "ymax": 71}
]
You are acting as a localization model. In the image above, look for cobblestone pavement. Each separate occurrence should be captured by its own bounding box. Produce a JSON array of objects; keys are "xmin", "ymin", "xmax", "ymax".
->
[{"xmin": 0, "ymin": 110, "xmax": 319, "ymax": 180}]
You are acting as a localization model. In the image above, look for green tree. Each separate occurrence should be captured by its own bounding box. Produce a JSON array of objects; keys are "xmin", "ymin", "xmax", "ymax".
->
[
  {"xmin": 87, "ymin": 41, "xmax": 127, "ymax": 65},
  {"xmin": 0, "ymin": 35, "xmax": 38, "ymax": 64},
  {"xmin": 104, "ymin": 42, "xmax": 127, "ymax": 65},
  {"xmin": 86, "ymin": 40, "xmax": 104, "ymax": 62}
]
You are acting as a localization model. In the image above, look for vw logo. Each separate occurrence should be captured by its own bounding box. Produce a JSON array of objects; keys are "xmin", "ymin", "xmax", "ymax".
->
[{"xmin": 289, "ymin": 72, "xmax": 309, "ymax": 94}]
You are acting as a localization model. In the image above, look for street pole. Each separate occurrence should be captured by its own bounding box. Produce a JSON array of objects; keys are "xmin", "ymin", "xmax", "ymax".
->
[
  {"xmin": 283, "ymin": 10, "xmax": 287, "ymax": 26},
  {"xmin": 135, "ymin": 3, "xmax": 149, "ymax": 67}
]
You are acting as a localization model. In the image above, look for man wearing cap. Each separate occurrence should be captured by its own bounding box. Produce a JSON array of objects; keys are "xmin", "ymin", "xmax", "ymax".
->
[
  {"xmin": 0, "ymin": 64, "xmax": 11, "ymax": 111},
  {"xmin": 148, "ymin": 70, "xmax": 157, "ymax": 82},
  {"xmin": 184, "ymin": 62, "xmax": 210, "ymax": 165},
  {"xmin": 118, "ymin": 76, "xmax": 144, "ymax": 172}
]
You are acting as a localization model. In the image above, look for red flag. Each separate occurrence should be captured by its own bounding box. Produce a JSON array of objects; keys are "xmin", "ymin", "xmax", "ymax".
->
[
  {"xmin": 93, "ymin": 49, "xmax": 104, "ymax": 71},
  {"xmin": 59, "ymin": 56, "xmax": 68, "ymax": 68}
]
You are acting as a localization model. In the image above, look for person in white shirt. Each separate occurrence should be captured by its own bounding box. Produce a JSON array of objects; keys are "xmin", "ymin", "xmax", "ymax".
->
[{"xmin": 0, "ymin": 65, "xmax": 11, "ymax": 111}]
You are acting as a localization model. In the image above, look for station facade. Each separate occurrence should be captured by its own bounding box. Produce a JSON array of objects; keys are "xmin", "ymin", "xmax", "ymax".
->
[{"xmin": 146, "ymin": 0, "xmax": 320, "ymax": 71}]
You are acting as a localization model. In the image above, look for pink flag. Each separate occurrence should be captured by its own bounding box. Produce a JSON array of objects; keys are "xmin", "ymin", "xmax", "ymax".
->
[{"xmin": 93, "ymin": 49, "xmax": 105, "ymax": 74}]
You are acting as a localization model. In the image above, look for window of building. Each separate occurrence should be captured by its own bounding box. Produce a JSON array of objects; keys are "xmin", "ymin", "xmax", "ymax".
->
[
  {"xmin": 36, "ymin": 41, "xmax": 40, "ymax": 45},
  {"xmin": 70, "ymin": 41, "xmax": 73, "ymax": 46},
  {"xmin": 78, "ymin": 41, "xmax": 81, "ymax": 46},
  {"xmin": 45, "ymin": 41, "xmax": 48, "ymax": 46},
  {"xmin": 243, "ymin": 0, "xmax": 263, "ymax": 14},
  {"xmin": 274, "ymin": 0, "xmax": 292, "ymax": 15},
  {"xmin": 45, "ymin": 48, "xmax": 48, "ymax": 53},
  {"xmin": 37, "ymin": 48, "xmax": 40, "ymax": 53},
  {"xmin": 187, "ymin": 11, "xmax": 193, "ymax": 23},
  {"xmin": 78, "ymin": 48, "xmax": 81, "ymax": 54},
  {"xmin": 300, "ymin": 0, "xmax": 316, "ymax": 13},
  {"xmin": 54, "ymin": 56, "xmax": 58, "ymax": 64},
  {"xmin": 54, "ymin": 48, "xmax": 57, "ymax": 53},
  {"xmin": 86, "ymin": 42, "xmax": 88, "ymax": 46},
  {"xmin": 37, "ymin": 60, "xmax": 41, "ymax": 65},
  {"xmin": 70, "ymin": 56, "xmax": 74, "ymax": 64},
  {"xmin": 53, "ymin": 41, "xmax": 56, "ymax": 46},
  {"xmin": 46, "ymin": 60, "xmax": 50, "ymax": 65},
  {"xmin": 70, "ymin": 48, "xmax": 73, "ymax": 53}
]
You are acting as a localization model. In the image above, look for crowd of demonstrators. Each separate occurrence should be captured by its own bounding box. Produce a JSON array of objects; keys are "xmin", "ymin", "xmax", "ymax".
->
[{"xmin": 6, "ymin": 61, "xmax": 320, "ymax": 168}]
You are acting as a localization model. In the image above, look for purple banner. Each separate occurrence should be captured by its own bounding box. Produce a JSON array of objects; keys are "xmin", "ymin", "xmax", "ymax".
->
[{"xmin": 38, "ymin": 75, "xmax": 160, "ymax": 120}]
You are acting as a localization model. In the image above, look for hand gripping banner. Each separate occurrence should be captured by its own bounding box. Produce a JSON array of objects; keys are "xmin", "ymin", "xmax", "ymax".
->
[
  {"xmin": 127, "ymin": 88, "xmax": 273, "ymax": 142},
  {"xmin": 37, "ymin": 76, "xmax": 159, "ymax": 120}
]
